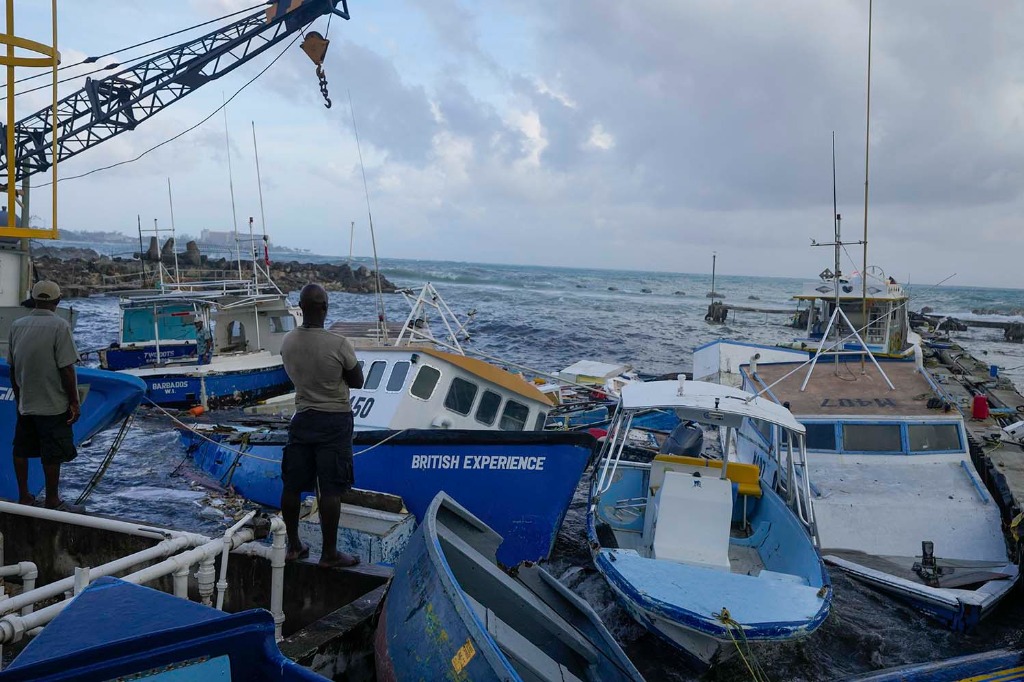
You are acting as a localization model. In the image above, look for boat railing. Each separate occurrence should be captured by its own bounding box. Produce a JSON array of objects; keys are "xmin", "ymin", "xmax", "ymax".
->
[
  {"xmin": 779, "ymin": 432, "xmax": 819, "ymax": 545},
  {"xmin": 596, "ymin": 412, "xmax": 635, "ymax": 494}
]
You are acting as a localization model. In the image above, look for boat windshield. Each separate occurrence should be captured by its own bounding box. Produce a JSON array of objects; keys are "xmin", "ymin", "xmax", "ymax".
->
[{"xmin": 122, "ymin": 304, "xmax": 198, "ymax": 343}]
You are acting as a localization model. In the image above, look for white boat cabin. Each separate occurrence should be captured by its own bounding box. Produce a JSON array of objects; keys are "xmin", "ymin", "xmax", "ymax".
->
[
  {"xmin": 790, "ymin": 273, "xmax": 911, "ymax": 358},
  {"xmin": 255, "ymin": 346, "xmax": 555, "ymax": 432},
  {"xmin": 109, "ymin": 291, "xmax": 302, "ymax": 363}
]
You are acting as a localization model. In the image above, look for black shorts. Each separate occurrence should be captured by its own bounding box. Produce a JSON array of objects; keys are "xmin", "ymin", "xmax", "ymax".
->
[
  {"xmin": 13, "ymin": 412, "xmax": 77, "ymax": 465},
  {"xmin": 282, "ymin": 409, "xmax": 354, "ymax": 496}
]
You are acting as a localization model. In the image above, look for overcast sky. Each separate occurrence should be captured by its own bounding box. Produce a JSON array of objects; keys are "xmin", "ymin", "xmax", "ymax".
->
[{"xmin": 10, "ymin": 1, "xmax": 1024, "ymax": 287}]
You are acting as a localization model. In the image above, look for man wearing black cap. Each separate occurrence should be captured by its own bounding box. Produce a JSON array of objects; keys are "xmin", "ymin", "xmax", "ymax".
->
[{"xmin": 7, "ymin": 280, "xmax": 81, "ymax": 509}]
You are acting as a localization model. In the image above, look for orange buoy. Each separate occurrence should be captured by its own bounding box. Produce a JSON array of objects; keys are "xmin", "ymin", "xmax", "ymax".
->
[{"xmin": 189, "ymin": 405, "xmax": 205, "ymax": 417}]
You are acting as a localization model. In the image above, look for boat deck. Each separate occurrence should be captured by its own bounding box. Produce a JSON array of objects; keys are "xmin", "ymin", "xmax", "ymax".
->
[{"xmin": 750, "ymin": 361, "xmax": 938, "ymax": 417}]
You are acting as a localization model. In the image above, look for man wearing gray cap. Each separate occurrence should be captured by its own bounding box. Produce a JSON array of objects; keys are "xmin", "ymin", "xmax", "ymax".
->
[{"xmin": 7, "ymin": 281, "xmax": 81, "ymax": 509}]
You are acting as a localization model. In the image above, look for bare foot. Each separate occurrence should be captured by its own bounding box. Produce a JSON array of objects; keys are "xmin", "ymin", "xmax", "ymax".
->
[
  {"xmin": 285, "ymin": 544, "xmax": 310, "ymax": 562},
  {"xmin": 18, "ymin": 496, "xmax": 36, "ymax": 506},
  {"xmin": 319, "ymin": 551, "xmax": 360, "ymax": 569}
]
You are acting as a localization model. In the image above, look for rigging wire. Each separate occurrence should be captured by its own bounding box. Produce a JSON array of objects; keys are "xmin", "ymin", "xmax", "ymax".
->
[
  {"xmin": 36, "ymin": 25, "xmax": 309, "ymax": 188},
  {"xmin": 0, "ymin": 3, "xmax": 262, "ymax": 90}
]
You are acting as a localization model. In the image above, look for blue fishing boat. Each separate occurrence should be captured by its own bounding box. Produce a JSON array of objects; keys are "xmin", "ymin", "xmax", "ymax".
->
[
  {"xmin": 850, "ymin": 649, "xmax": 1024, "ymax": 682},
  {"xmin": 183, "ymin": 428, "xmax": 595, "ymax": 565},
  {"xmin": 0, "ymin": 576, "xmax": 324, "ymax": 681},
  {"xmin": 0, "ymin": 361, "xmax": 146, "ymax": 502},
  {"xmin": 589, "ymin": 377, "xmax": 830, "ymax": 668},
  {"xmin": 375, "ymin": 493, "xmax": 643, "ymax": 682},
  {"xmin": 103, "ymin": 273, "xmax": 301, "ymax": 409}
]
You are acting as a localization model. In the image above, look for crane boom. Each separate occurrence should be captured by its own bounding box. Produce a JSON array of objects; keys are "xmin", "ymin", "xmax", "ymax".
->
[{"xmin": 0, "ymin": 0, "xmax": 348, "ymax": 185}]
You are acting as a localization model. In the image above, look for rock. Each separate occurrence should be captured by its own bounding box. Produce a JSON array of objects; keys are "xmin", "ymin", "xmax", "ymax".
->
[
  {"xmin": 706, "ymin": 291, "xmax": 724, "ymax": 298},
  {"xmin": 748, "ymin": 295, "xmax": 760, "ymax": 300},
  {"xmin": 146, "ymin": 236, "xmax": 160, "ymax": 262},
  {"xmin": 673, "ymin": 291, "xmax": 685, "ymax": 296},
  {"xmin": 181, "ymin": 240, "xmax": 202, "ymax": 267},
  {"xmin": 920, "ymin": 306, "xmax": 933, "ymax": 315},
  {"xmin": 640, "ymin": 288, "xmax": 652, "ymax": 293},
  {"xmin": 160, "ymin": 238, "xmax": 175, "ymax": 260},
  {"xmin": 608, "ymin": 287, "xmax": 618, "ymax": 291}
]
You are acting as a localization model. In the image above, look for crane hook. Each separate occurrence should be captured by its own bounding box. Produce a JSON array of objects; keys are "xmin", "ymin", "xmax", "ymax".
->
[{"xmin": 301, "ymin": 32, "xmax": 332, "ymax": 109}]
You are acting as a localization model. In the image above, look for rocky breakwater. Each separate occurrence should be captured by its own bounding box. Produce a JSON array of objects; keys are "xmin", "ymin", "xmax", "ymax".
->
[{"xmin": 29, "ymin": 244, "xmax": 396, "ymax": 298}]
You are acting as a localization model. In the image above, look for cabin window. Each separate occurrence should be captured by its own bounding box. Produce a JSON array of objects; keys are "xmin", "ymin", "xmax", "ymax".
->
[
  {"xmin": 410, "ymin": 366, "xmax": 440, "ymax": 400},
  {"xmin": 444, "ymin": 377, "xmax": 479, "ymax": 415},
  {"xmin": 386, "ymin": 361, "xmax": 411, "ymax": 392},
  {"xmin": 475, "ymin": 390, "xmax": 502, "ymax": 426},
  {"xmin": 269, "ymin": 315, "xmax": 296, "ymax": 333},
  {"xmin": 500, "ymin": 400, "xmax": 529, "ymax": 431},
  {"xmin": 803, "ymin": 423, "xmax": 837, "ymax": 451},
  {"xmin": 908, "ymin": 423, "xmax": 961, "ymax": 452},
  {"xmin": 364, "ymin": 361, "xmax": 387, "ymax": 390},
  {"xmin": 842, "ymin": 424, "xmax": 901, "ymax": 452},
  {"xmin": 533, "ymin": 412, "xmax": 548, "ymax": 431},
  {"xmin": 754, "ymin": 418, "xmax": 772, "ymax": 444}
]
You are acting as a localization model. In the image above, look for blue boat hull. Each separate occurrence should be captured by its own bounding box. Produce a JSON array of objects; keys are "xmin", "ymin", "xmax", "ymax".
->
[
  {"xmin": 851, "ymin": 648, "xmax": 1024, "ymax": 682},
  {"xmin": 103, "ymin": 343, "xmax": 196, "ymax": 370},
  {"xmin": 0, "ymin": 361, "xmax": 146, "ymax": 502},
  {"xmin": 141, "ymin": 365, "xmax": 292, "ymax": 408},
  {"xmin": 183, "ymin": 429, "xmax": 596, "ymax": 565},
  {"xmin": 375, "ymin": 493, "xmax": 642, "ymax": 682},
  {"xmin": 1, "ymin": 577, "xmax": 324, "ymax": 681}
]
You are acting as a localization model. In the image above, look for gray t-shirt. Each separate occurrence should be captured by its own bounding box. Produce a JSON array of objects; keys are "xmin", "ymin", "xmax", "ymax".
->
[
  {"xmin": 280, "ymin": 326, "xmax": 358, "ymax": 413},
  {"xmin": 7, "ymin": 309, "xmax": 80, "ymax": 416}
]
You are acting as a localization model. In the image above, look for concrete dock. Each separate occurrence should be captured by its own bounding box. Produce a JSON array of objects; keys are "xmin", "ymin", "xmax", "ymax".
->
[{"xmin": 925, "ymin": 342, "xmax": 1024, "ymax": 559}]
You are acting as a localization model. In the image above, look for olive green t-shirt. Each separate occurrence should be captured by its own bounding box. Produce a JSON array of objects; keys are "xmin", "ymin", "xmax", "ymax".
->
[
  {"xmin": 280, "ymin": 327, "xmax": 358, "ymax": 413},
  {"xmin": 7, "ymin": 309, "xmax": 80, "ymax": 416}
]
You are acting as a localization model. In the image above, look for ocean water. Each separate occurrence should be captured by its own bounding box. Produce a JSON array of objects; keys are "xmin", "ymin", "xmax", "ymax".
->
[{"xmin": 64, "ymin": 257, "xmax": 1024, "ymax": 680}]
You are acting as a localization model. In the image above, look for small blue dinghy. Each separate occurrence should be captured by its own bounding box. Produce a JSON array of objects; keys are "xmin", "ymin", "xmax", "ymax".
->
[
  {"xmin": 376, "ymin": 493, "xmax": 644, "ymax": 682},
  {"xmin": 0, "ymin": 361, "xmax": 147, "ymax": 501},
  {"xmin": 589, "ymin": 377, "xmax": 831, "ymax": 668},
  {"xmin": 0, "ymin": 576, "xmax": 324, "ymax": 681}
]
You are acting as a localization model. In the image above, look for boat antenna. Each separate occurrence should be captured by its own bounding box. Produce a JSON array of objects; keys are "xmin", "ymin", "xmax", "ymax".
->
[
  {"xmin": 860, "ymin": 0, "xmax": 874, "ymax": 373},
  {"xmin": 832, "ymin": 132, "xmax": 840, "ymax": 375},
  {"xmin": 710, "ymin": 252, "xmax": 717, "ymax": 303},
  {"xmin": 251, "ymin": 121, "xmax": 270, "ymax": 279},
  {"xmin": 348, "ymin": 220, "xmax": 355, "ymax": 264},
  {"xmin": 222, "ymin": 92, "xmax": 242, "ymax": 281},
  {"xmin": 167, "ymin": 177, "xmax": 180, "ymax": 283},
  {"xmin": 349, "ymin": 89, "xmax": 388, "ymax": 342}
]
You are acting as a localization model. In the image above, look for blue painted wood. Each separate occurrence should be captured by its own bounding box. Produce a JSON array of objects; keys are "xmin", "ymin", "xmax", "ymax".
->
[
  {"xmin": 183, "ymin": 429, "xmax": 595, "ymax": 566},
  {"xmin": 105, "ymin": 344, "xmax": 196, "ymax": 370},
  {"xmin": 0, "ymin": 577, "xmax": 325, "ymax": 681},
  {"xmin": 850, "ymin": 648, "xmax": 1024, "ymax": 681},
  {"xmin": 0, "ymin": 361, "xmax": 146, "ymax": 501},
  {"xmin": 375, "ymin": 493, "xmax": 642, "ymax": 682},
  {"xmin": 143, "ymin": 364, "xmax": 292, "ymax": 408}
]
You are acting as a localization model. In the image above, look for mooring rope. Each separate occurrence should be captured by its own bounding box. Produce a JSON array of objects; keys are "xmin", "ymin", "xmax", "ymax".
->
[{"xmin": 142, "ymin": 397, "xmax": 409, "ymax": 465}]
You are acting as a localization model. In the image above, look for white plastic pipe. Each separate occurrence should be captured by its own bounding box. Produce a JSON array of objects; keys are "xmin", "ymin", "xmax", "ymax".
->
[
  {"xmin": 269, "ymin": 516, "xmax": 286, "ymax": 641},
  {"xmin": 216, "ymin": 511, "xmax": 256, "ymax": 611},
  {"xmin": 0, "ymin": 537, "xmax": 193, "ymax": 618},
  {"xmin": 0, "ymin": 530, "xmax": 257, "ymax": 644},
  {"xmin": 0, "ymin": 501, "xmax": 208, "ymax": 543}
]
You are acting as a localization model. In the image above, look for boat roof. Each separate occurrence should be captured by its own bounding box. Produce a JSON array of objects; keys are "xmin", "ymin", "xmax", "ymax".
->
[
  {"xmin": 559, "ymin": 360, "xmax": 631, "ymax": 379},
  {"xmin": 794, "ymin": 279, "xmax": 907, "ymax": 302},
  {"xmin": 619, "ymin": 379, "xmax": 804, "ymax": 433},
  {"xmin": 747, "ymin": 361, "xmax": 940, "ymax": 418},
  {"xmin": 418, "ymin": 348, "xmax": 556, "ymax": 406}
]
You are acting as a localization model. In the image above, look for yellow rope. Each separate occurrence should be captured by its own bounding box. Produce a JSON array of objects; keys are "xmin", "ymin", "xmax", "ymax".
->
[{"xmin": 715, "ymin": 608, "xmax": 770, "ymax": 682}]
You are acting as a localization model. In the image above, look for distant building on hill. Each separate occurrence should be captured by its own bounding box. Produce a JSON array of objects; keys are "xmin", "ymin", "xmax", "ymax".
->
[{"xmin": 200, "ymin": 229, "xmax": 236, "ymax": 246}]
